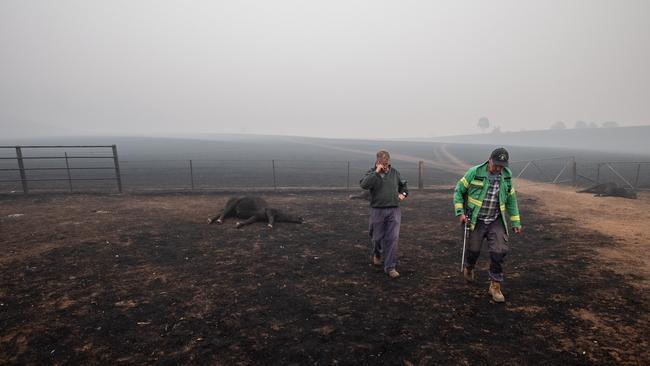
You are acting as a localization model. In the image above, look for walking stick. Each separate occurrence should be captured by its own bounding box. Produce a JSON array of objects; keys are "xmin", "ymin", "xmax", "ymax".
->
[{"xmin": 460, "ymin": 217, "xmax": 468, "ymax": 273}]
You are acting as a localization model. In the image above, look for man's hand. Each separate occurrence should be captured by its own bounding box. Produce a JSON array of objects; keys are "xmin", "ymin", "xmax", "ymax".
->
[
  {"xmin": 513, "ymin": 227, "xmax": 522, "ymax": 234},
  {"xmin": 398, "ymin": 193, "xmax": 406, "ymax": 201},
  {"xmin": 375, "ymin": 162, "xmax": 385, "ymax": 174},
  {"xmin": 459, "ymin": 214, "xmax": 467, "ymax": 225}
]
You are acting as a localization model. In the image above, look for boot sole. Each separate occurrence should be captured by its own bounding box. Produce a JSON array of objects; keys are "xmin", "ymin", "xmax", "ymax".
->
[{"xmin": 489, "ymin": 291, "xmax": 505, "ymax": 303}]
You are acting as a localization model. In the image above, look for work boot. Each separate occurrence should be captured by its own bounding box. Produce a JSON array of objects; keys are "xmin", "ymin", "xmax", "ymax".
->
[
  {"xmin": 463, "ymin": 267, "xmax": 475, "ymax": 283},
  {"xmin": 489, "ymin": 281, "xmax": 505, "ymax": 303},
  {"xmin": 387, "ymin": 269, "xmax": 400, "ymax": 278},
  {"xmin": 372, "ymin": 255, "xmax": 382, "ymax": 266}
]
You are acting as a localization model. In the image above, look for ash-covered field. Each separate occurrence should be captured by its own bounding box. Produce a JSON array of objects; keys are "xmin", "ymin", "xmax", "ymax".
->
[{"xmin": 1, "ymin": 190, "xmax": 649, "ymax": 365}]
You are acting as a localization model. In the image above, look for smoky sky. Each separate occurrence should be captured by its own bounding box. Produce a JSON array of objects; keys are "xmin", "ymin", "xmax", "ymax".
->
[{"xmin": 1, "ymin": 0, "xmax": 649, "ymax": 139}]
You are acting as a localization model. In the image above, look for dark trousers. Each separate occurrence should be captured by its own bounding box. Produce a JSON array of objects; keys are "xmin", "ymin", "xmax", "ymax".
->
[
  {"xmin": 368, "ymin": 207, "xmax": 401, "ymax": 272},
  {"xmin": 465, "ymin": 218, "xmax": 509, "ymax": 282}
]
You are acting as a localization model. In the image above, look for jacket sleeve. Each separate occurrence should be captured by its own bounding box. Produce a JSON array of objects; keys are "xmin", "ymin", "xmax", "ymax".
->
[
  {"xmin": 397, "ymin": 170, "xmax": 409, "ymax": 196},
  {"xmin": 506, "ymin": 185, "xmax": 522, "ymax": 228},
  {"xmin": 453, "ymin": 168, "xmax": 473, "ymax": 216},
  {"xmin": 360, "ymin": 168, "xmax": 379, "ymax": 190}
]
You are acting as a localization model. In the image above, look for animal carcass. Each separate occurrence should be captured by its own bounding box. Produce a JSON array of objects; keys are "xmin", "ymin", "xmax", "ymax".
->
[{"xmin": 207, "ymin": 196, "xmax": 305, "ymax": 228}]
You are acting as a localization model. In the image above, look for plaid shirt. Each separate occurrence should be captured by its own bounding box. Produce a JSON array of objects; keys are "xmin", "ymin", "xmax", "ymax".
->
[{"xmin": 477, "ymin": 174, "xmax": 501, "ymax": 224}]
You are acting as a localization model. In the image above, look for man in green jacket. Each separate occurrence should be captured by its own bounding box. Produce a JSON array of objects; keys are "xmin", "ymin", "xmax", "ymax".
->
[
  {"xmin": 453, "ymin": 147, "xmax": 522, "ymax": 302},
  {"xmin": 360, "ymin": 150, "xmax": 409, "ymax": 278}
]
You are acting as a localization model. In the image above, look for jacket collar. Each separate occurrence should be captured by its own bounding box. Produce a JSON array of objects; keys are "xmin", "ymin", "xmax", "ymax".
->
[
  {"xmin": 475, "ymin": 161, "xmax": 511, "ymax": 178},
  {"xmin": 474, "ymin": 161, "xmax": 489, "ymax": 177}
]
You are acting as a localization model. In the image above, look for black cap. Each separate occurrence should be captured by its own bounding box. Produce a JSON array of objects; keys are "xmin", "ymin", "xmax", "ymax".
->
[{"xmin": 490, "ymin": 147, "xmax": 509, "ymax": 167}]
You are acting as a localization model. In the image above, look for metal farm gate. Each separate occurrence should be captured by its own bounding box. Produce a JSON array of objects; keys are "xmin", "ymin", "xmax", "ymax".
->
[
  {"xmin": 593, "ymin": 161, "xmax": 650, "ymax": 190},
  {"xmin": 0, "ymin": 145, "xmax": 122, "ymax": 194},
  {"xmin": 508, "ymin": 156, "xmax": 577, "ymax": 187}
]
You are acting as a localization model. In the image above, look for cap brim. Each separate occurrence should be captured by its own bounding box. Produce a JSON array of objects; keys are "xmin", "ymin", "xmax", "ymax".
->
[{"xmin": 493, "ymin": 160, "xmax": 508, "ymax": 167}]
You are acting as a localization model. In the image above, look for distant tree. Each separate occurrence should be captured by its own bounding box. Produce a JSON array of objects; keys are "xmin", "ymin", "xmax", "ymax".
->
[
  {"xmin": 491, "ymin": 126, "xmax": 502, "ymax": 134},
  {"xmin": 601, "ymin": 121, "xmax": 619, "ymax": 128},
  {"xmin": 574, "ymin": 120, "xmax": 588, "ymax": 129},
  {"xmin": 588, "ymin": 121, "xmax": 599, "ymax": 128},
  {"xmin": 478, "ymin": 117, "xmax": 490, "ymax": 133},
  {"xmin": 550, "ymin": 121, "xmax": 566, "ymax": 129}
]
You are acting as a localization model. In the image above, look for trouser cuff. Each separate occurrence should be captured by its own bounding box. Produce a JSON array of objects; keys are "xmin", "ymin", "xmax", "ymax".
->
[{"xmin": 489, "ymin": 272, "xmax": 504, "ymax": 282}]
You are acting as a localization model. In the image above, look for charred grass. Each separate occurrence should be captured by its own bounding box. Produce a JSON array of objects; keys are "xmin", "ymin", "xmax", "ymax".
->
[{"xmin": 0, "ymin": 191, "xmax": 648, "ymax": 365}]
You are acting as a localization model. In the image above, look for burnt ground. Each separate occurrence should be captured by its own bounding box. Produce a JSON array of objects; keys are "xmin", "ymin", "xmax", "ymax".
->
[{"xmin": 0, "ymin": 190, "xmax": 649, "ymax": 365}]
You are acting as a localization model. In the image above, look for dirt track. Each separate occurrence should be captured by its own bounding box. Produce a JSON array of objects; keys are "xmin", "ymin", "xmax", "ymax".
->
[
  {"xmin": 518, "ymin": 184, "xmax": 650, "ymax": 290},
  {"xmin": 1, "ymin": 189, "xmax": 649, "ymax": 365}
]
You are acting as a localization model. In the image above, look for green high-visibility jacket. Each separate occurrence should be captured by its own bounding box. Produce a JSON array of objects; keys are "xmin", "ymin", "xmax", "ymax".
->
[{"xmin": 453, "ymin": 162, "xmax": 521, "ymax": 233}]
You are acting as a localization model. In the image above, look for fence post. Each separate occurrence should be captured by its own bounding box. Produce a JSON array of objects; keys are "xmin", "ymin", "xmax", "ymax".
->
[
  {"xmin": 65, "ymin": 152, "xmax": 73, "ymax": 193},
  {"xmin": 418, "ymin": 161, "xmax": 424, "ymax": 190},
  {"xmin": 272, "ymin": 160, "xmax": 277, "ymax": 190},
  {"xmin": 571, "ymin": 158, "xmax": 577, "ymax": 187},
  {"xmin": 346, "ymin": 161, "xmax": 350, "ymax": 191},
  {"xmin": 634, "ymin": 163, "xmax": 641, "ymax": 189},
  {"xmin": 111, "ymin": 145, "xmax": 123, "ymax": 193},
  {"xmin": 596, "ymin": 163, "xmax": 601, "ymax": 185},
  {"xmin": 15, "ymin": 146, "xmax": 28, "ymax": 194},
  {"xmin": 189, "ymin": 160, "xmax": 194, "ymax": 190}
]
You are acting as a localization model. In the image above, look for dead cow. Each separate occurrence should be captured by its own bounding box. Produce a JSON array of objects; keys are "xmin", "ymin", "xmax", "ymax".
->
[
  {"xmin": 207, "ymin": 196, "xmax": 305, "ymax": 228},
  {"xmin": 578, "ymin": 182, "xmax": 637, "ymax": 199}
]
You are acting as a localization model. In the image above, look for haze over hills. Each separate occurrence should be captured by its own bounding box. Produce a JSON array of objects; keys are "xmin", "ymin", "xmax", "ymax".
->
[
  {"xmin": 421, "ymin": 125, "xmax": 650, "ymax": 155},
  {"xmin": 0, "ymin": 125, "xmax": 650, "ymax": 159},
  {"xmin": 2, "ymin": 123, "xmax": 649, "ymax": 158},
  {"xmin": 1, "ymin": 132, "xmax": 648, "ymax": 164},
  {"xmin": 2, "ymin": 121, "xmax": 89, "ymax": 139}
]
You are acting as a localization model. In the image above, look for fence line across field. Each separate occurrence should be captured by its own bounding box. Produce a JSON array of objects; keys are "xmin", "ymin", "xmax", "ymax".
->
[
  {"xmin": 119, "ymin": 159, "xmax": 434, "ymax": 192},
  {"xmin": 1, "ymin": 145, "xmax": 649, "ymax": 194},
  {"xmin": 0, "ymin": 149, "xmax": 444, "ymax": 193}
]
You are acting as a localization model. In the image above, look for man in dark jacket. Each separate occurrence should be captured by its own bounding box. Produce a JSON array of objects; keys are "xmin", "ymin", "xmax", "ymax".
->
[{"xmin": 360, "ymin": 150, "xmax": 408, "ymax": 278}]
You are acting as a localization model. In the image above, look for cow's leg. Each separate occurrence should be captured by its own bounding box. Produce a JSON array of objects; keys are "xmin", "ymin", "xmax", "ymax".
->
[
  {"xmin": 208, "ymin": 209, "xmax": 224, "ymax": 224},
  {"xmin": 208, "ymin": 198, "xmax": 239, "ymax": 224},
  {"xmin": 236, "ymin": 216, "xmax": 259, "ymax": 228},
  {"xmin": 266, "ymin": 210, "xmax": 276, "ymax": 229}
]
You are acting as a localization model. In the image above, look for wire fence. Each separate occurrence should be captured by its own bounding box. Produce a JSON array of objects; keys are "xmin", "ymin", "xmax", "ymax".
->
[
  {"xmin": 116, "ymin": 159, "xmax": 456, "ymax": 192},
  {"xmin": 509, "ymin": 157, "xmax": 650, "ymax": 190},
  {"xmin": 508, "ymin": 156, "xmax": 577, "ymax": 188},
  {"xmin": 1, "ymin": 146, "xmax": 648, "ymax": 194},
  {"xmin": 0, "ymin": 151, "xmax": 457, "ymax": 193},
  {"xmin": 592, "ymin": 162, "xmax": 650, "ymax": 189}
]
